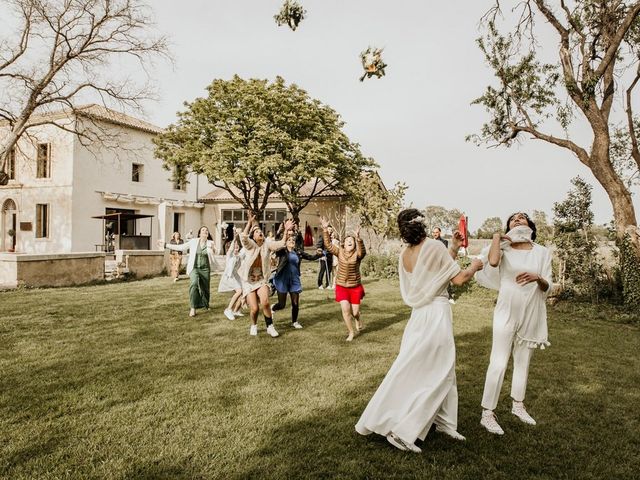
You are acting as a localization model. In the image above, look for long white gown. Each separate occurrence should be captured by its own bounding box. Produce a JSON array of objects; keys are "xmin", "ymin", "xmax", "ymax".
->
[{"xmin": 355, "ymin": 239, "xmax": 462, "ymax": 443}]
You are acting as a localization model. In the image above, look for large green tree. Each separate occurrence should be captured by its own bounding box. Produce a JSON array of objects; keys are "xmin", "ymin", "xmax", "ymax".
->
[
  {"xmin": 475, "ymin": 216, "xmax": 503, "ymax": 239},
  {"xmin": 423, "ymin": 205, "xmax": 464, "ymax": 235},
  {"xmin": 154, "ymin": 75, "xmax": 371, "ymax": 220},
  {"xmin": 471, "ymin": 1, "xmax": 640, "ymax": 306}
]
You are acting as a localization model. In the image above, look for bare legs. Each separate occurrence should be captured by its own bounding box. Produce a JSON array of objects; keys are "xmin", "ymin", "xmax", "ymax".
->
[
  {"xmin": 227, "ymin": 289, "xmax": 242, "ymax": 312},
  {"xmin": 340, "ymin": 300, "xmax": 362, "ymax": 341}
]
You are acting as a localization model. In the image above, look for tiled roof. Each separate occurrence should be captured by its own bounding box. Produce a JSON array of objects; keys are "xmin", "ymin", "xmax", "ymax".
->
[
  {"xmin": 74, "ymin": 104, "xmax": 163, "ymax": 134},
  {"xmin": 200, "ymin": 180, "xmax": 345, "ymax": 203},
  {"xmin": 0, "ymin": 104, "xmax": 163, "ymax": 134}
]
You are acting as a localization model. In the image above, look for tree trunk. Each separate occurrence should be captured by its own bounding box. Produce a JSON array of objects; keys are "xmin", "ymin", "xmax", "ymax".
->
[
  {"xmin": 590, "ymin": 138, "xmax": 640, "ymax": 308},
  {"xmin": 589, "ymin": 139, "xmax": 639, "ymax": 249}
]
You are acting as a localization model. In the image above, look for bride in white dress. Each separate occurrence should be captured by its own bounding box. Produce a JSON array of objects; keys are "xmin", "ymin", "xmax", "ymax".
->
[{"xmin": 355, "ymin": 209, "xmax": 483, "ymax": 453}]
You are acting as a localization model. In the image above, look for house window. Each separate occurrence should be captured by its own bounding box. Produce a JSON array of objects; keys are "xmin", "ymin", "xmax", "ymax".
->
[
  {"xmin": 173, "ymin": 166, "xmax": 187, "ymax": 190},
  {"xmin": 36, "ymin": 204, "xmax": 49, "ymax": 238},
  {"xmin": 132, "ymin": 163, "xmax": 143, "ymax": 182},
  {"xmin": 36, "ymin": 143, "xmax": 50, "ymax": 178},
  {"xmin": 173, "ymin": 212, "xmax": 184, "ymax": 234},
  {"xmin": 7, "ymin": 148, "xmax": 15, "ymax": 180}
]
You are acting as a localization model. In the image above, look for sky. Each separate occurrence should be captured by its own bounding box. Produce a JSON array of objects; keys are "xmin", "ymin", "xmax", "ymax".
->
[{"xmin": 139, "ymin": 0, "xmax": 639, "ymax": 231}]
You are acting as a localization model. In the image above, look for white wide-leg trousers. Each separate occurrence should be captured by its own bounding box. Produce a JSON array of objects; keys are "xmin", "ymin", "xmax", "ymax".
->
[{"xmin": 481, "ymin": 314, "xmax": 534, "ymax": 410}]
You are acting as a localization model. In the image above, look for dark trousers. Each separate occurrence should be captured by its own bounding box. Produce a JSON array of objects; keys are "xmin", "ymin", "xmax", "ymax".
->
[{"xmin": 317, "ymin": 256, "xmax": 332, "ymax": 287}]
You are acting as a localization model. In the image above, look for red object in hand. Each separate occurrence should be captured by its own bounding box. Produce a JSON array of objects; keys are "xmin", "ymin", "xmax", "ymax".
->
[{"xmin": 458, "ymin": 215, "xmax": 469, "ymax": 248}]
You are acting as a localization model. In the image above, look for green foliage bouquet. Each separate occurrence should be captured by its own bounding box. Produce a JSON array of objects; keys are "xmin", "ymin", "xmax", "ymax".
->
[{"xmin": 274, "ymin": 0, "xmax": 306, "ymax": 31}]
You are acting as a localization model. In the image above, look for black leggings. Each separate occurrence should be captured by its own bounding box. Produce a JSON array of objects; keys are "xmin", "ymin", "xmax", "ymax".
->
[{"xmin": 272, "ymin": 292, "xmax": 300, "ymax": 323}]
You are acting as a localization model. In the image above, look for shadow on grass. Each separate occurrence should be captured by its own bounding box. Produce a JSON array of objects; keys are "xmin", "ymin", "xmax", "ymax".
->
[{"xmin": 225, "ymin": 324, "xmax": 640, "ymax": 480}]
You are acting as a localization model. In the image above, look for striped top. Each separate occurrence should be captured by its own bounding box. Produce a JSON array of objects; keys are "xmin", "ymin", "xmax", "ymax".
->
[{"xmin": 323, "ymin": 230, "xmax": 366, "ymax": 288}]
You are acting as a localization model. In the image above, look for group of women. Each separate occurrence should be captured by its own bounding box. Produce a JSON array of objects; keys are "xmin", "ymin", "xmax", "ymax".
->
[
  {"xmin": 162, "ymin": 207, "xmax": 552, "ymax": 453},
  {"xmin": 162, "ymin": 214, "xmax": 368, "ymax": 341}
]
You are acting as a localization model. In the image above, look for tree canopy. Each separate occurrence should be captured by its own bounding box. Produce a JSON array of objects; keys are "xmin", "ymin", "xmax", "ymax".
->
[{"xmin": 154, "ymin": 75, "xmax": 374, "ymax": 219}]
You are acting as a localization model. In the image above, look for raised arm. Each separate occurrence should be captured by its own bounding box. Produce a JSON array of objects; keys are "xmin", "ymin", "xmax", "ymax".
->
[
  {"xmin": 355, "ymin": 226, "xmax": 366, "ymax": 260},
  {"xmin": 451, "ymin": 258, "xmax": 484, "ymax": 286},
  {"xmin": 320, "ymin": 217, "xmax": 340, "ymax": 256},
  {"xmin": 164, "ymin": 240, "xmax": 191, "ymax": 253},
  {"xmin": 240, "ymin": 214, "xmax": 258, "ymax": 251},
  {"xmin": 268, "ymin": 219, "xmax": 294, "ymax": 251},
  {"xmin": 488, "ymin": 232, "xmax": 507, "ymax": 267},
  {"xmin": 448, "ymin": 231, "xmax": 462, "ymax": 260}
]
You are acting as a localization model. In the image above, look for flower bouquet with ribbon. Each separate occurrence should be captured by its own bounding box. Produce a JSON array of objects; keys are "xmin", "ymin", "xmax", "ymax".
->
[{"xmin": 359, "ymin": 47, "xmax": 387, "ymax": 82}]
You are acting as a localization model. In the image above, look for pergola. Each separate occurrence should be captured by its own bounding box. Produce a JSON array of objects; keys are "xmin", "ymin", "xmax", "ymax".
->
[{"xmin": 92, "ymin": 212, "xmax": 154, "ymax": 252}]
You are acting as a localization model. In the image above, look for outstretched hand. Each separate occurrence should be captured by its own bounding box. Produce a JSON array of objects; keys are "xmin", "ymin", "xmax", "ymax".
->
[
  {"xmin": 156, "ymin": 239, "xmax": 165, "ymax": 250},
  {"xmin": 319, "ymin": 216, "xmax": 329, "ymax": 230},
  {"xmin": 355, "ymin": 225, "xmax": 361, "ymax": 238},
  {"xmin": 283, "ymin": 219, "xmax": 294, "ymax": 232}
]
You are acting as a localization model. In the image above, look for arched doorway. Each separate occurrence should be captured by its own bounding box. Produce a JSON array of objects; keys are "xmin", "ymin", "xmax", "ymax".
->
[{"xmin": 1, "ymin": 199, "xmax": 17, "ymax": 252}]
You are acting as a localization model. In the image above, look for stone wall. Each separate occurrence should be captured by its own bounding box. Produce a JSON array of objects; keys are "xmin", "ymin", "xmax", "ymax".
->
[
  {"xmin": 115, "ymin": 250, "xmax": 166, "ymax": 278},
  {"xmin": 0, "ymin": 252, "xmax": 105, "ymax": 289}
]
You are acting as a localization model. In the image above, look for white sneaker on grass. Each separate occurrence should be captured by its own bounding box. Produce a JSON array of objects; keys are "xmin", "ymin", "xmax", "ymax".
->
[
  {"xmin": 266, "ymin": 325, "xmax": 279, "ymax": 337},
  {"xmin": 318, "ymin": 285, "xmax": 324, "ymax": 290},
  {"xmin": 512, "ymin": 402, "xmax": 536, "ymax": 425},
  {"xmin": 481, "ymin": 410, "xmax": 504, "ymax": 435},
  {"xmin": 292, "ymin": 322, "xmax": 303, "ymax": 329},
  {"xmin": 249, "ymin": 324, "xmax": 258, "ymax": 336},
  {"xmin": 435, "ymin": 426, "xmax": 466, "ymax": 441},
  {"xmin": 224, "ymin": 309, "xmax": 235, "ymax": 320}
]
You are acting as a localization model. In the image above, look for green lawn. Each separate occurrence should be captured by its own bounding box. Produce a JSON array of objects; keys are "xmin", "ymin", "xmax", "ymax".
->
[{"xmin": 1, "ymin": 269, "xmax": 638, "ymax": 480}]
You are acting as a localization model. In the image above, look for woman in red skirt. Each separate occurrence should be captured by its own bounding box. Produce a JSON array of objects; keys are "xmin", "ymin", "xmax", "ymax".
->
[{"xmin": 320, "ymin": 217, "xmax": 367, "ymax": 342}]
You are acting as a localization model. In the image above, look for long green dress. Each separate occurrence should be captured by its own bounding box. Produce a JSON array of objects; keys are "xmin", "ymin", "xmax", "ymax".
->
[{"xmin": 189, "ymin": 242, "xmax": 210, "ymax": 309}]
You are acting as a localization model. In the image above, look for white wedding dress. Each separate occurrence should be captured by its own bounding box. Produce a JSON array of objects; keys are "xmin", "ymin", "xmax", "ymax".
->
[{"xmin": 355, "ymin": 239, "xmax": 462, "ymax": 443}]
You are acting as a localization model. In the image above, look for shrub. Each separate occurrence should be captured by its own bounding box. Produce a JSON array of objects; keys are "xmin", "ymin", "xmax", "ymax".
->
[{"xmin": 361, "ymin": 253, "xmax": 399, "ymax": 279}]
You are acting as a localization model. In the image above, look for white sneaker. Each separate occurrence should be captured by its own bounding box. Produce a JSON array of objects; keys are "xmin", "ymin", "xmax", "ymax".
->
[
  {"xmin": 512, "ymin": 402, "xmax": 536, "ymax": 425},
  {"xmin": 448, "ymin": 298, "xmax": 456, "ymax": 304},
  {"xmin": 233, "ymin": 311, "xmax": 244, "ymax": 317},
  {"xmin": 249, "ymin": 324, "xmax": 258, "ymax": 336},
  {"xmin": 266, "ymin": 324, "xmax": 279, "ymax": 337},
  {"xmin": 480, "ymin": 410, "xmax": 505, "ymax": 435},
  {"xmin": 224, "ymin": 308, "xmax": 235, "ymax": 320},
  {"xmin": 292, "ymin": 322, "xmax": 303, "ymax": 329},
  {"xmin": 386, "ymin": 433, "xmax": 422, "ymax": 453},
  {"xmin": 318, "ymin": 285, "xmax": 324, "ymax": 290},
  {"xmin": 435, "ymin": 426, "xmax": 466, "ymax": 441}
]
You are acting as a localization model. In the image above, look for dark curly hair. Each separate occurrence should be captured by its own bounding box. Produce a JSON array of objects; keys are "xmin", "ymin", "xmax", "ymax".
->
[{"xmin": 397, "ymin": 208, "xmax": 428, "ymax": 246}]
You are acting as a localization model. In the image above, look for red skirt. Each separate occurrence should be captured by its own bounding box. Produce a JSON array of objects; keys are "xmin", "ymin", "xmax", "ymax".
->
[{"xmin": 335, "ymin": 284, "xmax": 365, "ymax": 305}]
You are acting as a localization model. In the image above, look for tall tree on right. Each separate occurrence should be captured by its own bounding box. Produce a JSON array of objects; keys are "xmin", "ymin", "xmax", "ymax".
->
[{"xmin": 470, "ymin": 1, "xmax": 640, "ymax": 307}]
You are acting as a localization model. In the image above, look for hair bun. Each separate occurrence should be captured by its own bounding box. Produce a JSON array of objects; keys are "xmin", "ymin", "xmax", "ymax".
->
[{"xmin": 397, "ymin": 209, "xmax": 427, "ymax": 246}]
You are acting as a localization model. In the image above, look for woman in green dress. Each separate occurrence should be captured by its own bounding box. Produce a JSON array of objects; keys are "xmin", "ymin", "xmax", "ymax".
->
[{"xmin": 162, "ymin": 226, "xmax": 217, "ymax": 317}]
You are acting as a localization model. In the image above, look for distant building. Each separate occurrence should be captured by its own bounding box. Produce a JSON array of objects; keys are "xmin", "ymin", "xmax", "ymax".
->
[
  {"xmin": 0, "ymin": 105, "xmax": 207, "ymax": 254},
  {"xmin": 0, "ymin": 105, "xmax": 362, "ymax": 256}
]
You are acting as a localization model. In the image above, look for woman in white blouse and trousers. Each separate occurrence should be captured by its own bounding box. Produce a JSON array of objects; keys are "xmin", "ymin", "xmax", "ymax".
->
[{"xmin": 475, "ymin": 212, "xmax": 553, "ymax": 435}]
